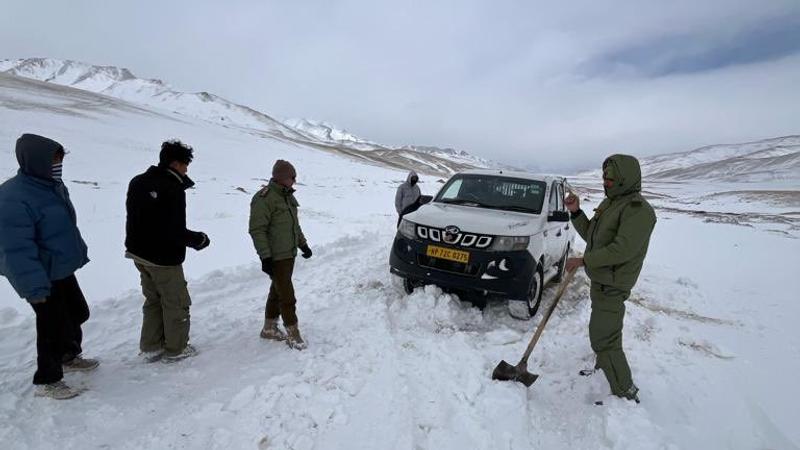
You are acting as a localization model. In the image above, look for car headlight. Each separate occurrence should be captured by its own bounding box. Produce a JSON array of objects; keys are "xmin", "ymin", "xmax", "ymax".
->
[
  {"xmin": 398, "ymin": 219, "xmax": 416, "ymax": 240},
  {"xmin": 489, "ymin": 235, "xmax": 530, "ymax": 252}
]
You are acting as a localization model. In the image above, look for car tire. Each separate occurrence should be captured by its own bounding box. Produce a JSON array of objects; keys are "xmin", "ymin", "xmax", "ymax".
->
[
  {"xmin": 403, "ymin": 277, "xmax": 415, "ymax": 295},
  {"xmin": 526, "ymin": 266, "xmax": 544, "ymax": 318},
  {"xmin": 553, "ymin": 245, "xmax": 570, "ymax": 283}
]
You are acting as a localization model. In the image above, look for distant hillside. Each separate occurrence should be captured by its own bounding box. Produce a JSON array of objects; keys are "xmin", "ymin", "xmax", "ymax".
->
[{"xmin": 0, "ymin": 57, "xmax": 493, "ymax": 175}]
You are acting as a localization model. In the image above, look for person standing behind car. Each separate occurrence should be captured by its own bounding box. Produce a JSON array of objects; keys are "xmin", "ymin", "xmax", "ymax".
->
[
  {"xmin": 0, "ymin": 134, "xmax": 99, "ymax": 400},
  {"xmin": 125, "ymin": 140, "xmax": 210, "ymax": 363},
  {"xmin": 249, "ymin": 159, "xmax": 312, "ymax": 350},
  {"xmin": 395, "ymin": 170, "xmax": 421, "ymax": 227},
  {"xmin": 564, "ymin": 154, "xmax": 656, "ymax": 403}
]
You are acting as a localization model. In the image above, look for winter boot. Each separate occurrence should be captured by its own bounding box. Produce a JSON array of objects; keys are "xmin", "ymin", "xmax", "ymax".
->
[
  {"xmin": 260, "ymin": 318, "xmax": 288, "ymax": 341},
  {"xmin": 162, "ymin": 344, "xmax": 198, "ymax": 363},
  {"xmin": 34, "ymin": 381, "xmax": 85, "ymax": 400},
  {"xmin": 618, "ymin": 383, "xmax": 640, "ymax": 403},
  {"xmin": 139, "ymin": 350, "xmax": 165, "ymax": 363},
  {"xmin": 286, "ymin": 325, "xmax": 307, "ymax": 350},
  {"xmin": 63, "ymin": 355, "xmax": 100, "ymax": 373}
]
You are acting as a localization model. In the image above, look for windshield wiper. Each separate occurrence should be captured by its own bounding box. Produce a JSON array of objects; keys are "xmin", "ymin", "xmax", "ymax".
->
[
  {"xmin": 490, "ymin": 205, "xmax": 539, "ymax": 214},
  {"xmin": 441, "ymin": 199, "xmax": 487, "ymax": 207}
]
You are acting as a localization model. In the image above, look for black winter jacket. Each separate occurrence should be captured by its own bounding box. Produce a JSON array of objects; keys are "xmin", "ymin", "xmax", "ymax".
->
[{"xmin": 125, "ymin": 165, "xmax": 205, "ymax": 266}]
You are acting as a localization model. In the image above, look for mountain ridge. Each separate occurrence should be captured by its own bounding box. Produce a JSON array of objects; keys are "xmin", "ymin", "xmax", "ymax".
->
[{"xmin": 0, "ymin": 57, "xmax": 491, "ymax": 175}]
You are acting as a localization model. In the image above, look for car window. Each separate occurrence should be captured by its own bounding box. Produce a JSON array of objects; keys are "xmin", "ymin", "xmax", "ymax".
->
[
  {"xmin": 435, "ymin": 174, "xmax": 547, "ymax": 214},
  {"xmin": 548, "ymin": 181, "xmax": 559, "ymax": 212},
  {"xmin": 441, "ymin": 178, "xmax": 463, "ymax": 199}
]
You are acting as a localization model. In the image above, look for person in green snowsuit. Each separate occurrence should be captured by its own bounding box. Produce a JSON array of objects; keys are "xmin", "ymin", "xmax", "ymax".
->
[{"xmin": 565, "ymin": 154, "xmax": 656, "ymax": 402}]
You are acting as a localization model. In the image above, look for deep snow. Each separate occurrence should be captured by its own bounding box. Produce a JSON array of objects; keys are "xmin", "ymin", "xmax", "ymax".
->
[{"xmin": 0, "ymin": 71, "xmax": 798, "ymax": 449}]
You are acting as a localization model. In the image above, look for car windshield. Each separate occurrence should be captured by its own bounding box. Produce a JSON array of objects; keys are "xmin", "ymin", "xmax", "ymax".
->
[{"xmin": 434, "ymin": 174, "xmax": 547, "ymax": 214}]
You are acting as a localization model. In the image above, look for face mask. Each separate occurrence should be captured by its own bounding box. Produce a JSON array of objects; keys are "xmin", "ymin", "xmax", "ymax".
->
[
  {"xmin": 410, "ymin": 177, "xmax": 418, "ymax": 186},
  {"xmin": 52, "ymin": 163, "xmax": 63, "ymax": 182}
]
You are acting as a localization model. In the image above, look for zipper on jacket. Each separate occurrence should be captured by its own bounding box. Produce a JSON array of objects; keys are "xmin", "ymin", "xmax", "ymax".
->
[{"xmin": 284, "ymin": 195, "xmax": 298, "ymax": 247}]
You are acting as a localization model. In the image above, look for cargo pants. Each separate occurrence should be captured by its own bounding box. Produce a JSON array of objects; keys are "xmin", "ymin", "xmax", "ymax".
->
[
  {"xmin": 135, "ymin": 263, "xmax": 192, "ymax": 356},
  {"xmin": 589, "ymin": 283, "xmax": 634, "ymax": 396},
  {"xmin": 265, "ymin": 258, "xmax": 298, "ymax": 326}
]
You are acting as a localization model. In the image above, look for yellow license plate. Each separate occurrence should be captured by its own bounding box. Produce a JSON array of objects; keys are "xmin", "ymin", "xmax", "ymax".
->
[{"xmin": 426, "ymin": 245, "xmax": 470, "ymax": 264}]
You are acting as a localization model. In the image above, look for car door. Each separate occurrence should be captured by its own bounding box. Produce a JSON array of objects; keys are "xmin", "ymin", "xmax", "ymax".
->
[{"xmin": 544, "ymin": 181, "xmax": 562, "ymax": 267}]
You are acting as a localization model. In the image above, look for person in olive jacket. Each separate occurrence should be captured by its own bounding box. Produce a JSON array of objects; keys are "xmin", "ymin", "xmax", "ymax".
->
[
  {"xmin": 565, "ymin": 154, "xmax": 656, "ymax": 403},
  {"xmin": 249, "ymin": 160, "xmax": 312, "ymax": 350},
  {"xmin": 125, "ymin": 140, "xmax": 210, "ymax": 363}
]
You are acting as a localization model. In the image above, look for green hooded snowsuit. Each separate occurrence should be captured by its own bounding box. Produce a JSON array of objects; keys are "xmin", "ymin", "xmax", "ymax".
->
[{"xmin": 571, "ymin": 154, "xmax": 656, "ymax": 396}]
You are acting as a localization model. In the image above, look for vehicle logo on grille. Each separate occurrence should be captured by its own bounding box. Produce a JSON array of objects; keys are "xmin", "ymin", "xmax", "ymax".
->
[{"xmin": 445, "ymin": 225, "xmax": 461, "ymax": 235}]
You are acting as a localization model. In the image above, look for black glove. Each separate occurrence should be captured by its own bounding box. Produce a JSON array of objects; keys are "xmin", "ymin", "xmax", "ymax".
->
[
  {"xmin": 300, "ymin": 244, "xmax": 312, "ymax": 259},
  {"xmin": 188, "ymin": 232, "xmax": 210, "ymax": 251},
  {"xmin": 261, "ymin": 257, "xmax": 273, "ymax": 276}
]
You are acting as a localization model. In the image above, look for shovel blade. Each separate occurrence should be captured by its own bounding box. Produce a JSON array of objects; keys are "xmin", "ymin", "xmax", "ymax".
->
[{"xmin": 492, "ymin": 360, "xmax": 539, "ymax": 387}]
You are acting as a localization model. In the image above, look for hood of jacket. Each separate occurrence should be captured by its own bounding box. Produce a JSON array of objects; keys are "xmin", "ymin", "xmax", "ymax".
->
[
  {"xmin": 406, "ymin": 170, "xmax": 419, "ymax": 185},
  {"xmin": 16, "ymin": 134, "xmax": 64, "ymax": 181},
  {"xmin": 603, "ymin": 154, "xmax": 642, "ymax": 199}
]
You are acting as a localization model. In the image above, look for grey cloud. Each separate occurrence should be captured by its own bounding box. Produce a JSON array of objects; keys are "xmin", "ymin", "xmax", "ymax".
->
[{"xmin": 1, "ymin": 0, "xmax": 799, "ymax": 172}]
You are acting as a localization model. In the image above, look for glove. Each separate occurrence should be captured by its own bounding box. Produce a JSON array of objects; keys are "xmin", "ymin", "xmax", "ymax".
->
[
  {"xmin": 188, "ymin": 232, "xmax": 210, "ymax": 251},
  {"xmin": 29, "ymin": 298, "xmax": 47, "ymax": 305},
  {"xmin": 300, "ymin": 244, "xmax": 312, "ymax": 259},
  {"xmin": 261, "ymin": 257, "xmax": 273, "ymax": 276}
]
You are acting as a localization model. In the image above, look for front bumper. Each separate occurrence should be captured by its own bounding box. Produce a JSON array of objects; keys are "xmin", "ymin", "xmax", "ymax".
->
[{"xmin": 389, "ymin": 234, "xmax": 535, "ymax": 299}]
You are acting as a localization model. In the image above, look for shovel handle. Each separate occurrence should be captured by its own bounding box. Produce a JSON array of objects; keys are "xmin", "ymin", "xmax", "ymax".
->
[{"xmin": 519, "ymin": 265, "xmax": 578, "ymax": 365}]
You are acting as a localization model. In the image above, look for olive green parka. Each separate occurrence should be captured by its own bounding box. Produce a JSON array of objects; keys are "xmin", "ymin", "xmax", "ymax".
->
[
  {"xmin": 572, "ymin": 155, "xmax": 656, "ymax": 290},
  {"xmin": 249, "ymin": 181, "xmax": 307, "ymax": 261}
]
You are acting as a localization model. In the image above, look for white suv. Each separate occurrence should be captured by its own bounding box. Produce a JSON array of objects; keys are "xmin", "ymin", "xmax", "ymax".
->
[{"xmin": 389, "ymin": 169, "xmax": 574, "ymax": 318}]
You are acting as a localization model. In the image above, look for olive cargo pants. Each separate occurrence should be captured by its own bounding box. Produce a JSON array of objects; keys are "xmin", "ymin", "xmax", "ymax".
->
[
  {"xmin": 265, "ymin": 258, "xmax": 298, "ymax": 326},
  {"xmin": 589, "ymin": 283, "xmax": 634, "ymax": 396},
  {"xmin": 135, "ymin": 263, "xmax": 192, "ymax": 356}
]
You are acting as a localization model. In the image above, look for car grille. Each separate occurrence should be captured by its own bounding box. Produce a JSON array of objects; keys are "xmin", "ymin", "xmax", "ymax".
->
[{"xmin": 415, "ymin": 225, "xmax": 493, "ymax": 249}]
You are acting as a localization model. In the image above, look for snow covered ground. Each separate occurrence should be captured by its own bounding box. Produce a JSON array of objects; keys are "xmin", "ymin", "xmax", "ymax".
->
[{"xmin": 0, "ymin": 72, "xmax": 799, "ymax": 449}]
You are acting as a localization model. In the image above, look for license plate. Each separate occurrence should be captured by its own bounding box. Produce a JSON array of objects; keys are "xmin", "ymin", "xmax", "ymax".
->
[{"xmin": 426, "ymin": 245, "xmax": 470, "ymax": 264}]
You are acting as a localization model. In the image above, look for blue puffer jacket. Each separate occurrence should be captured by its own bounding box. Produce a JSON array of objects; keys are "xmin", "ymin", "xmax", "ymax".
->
[{"xmin": 0, "ymin": 134, "xmax": 89, "ymax": 302}]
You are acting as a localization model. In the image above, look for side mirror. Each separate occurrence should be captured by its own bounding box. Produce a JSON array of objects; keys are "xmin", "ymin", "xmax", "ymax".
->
[
  {"xmin": 419, "ymin": 195, "xmax": 433, "ymax": 205},
  {"xmin": 548, "ymin": 210, "xmax": 570, "ymax": 222}
]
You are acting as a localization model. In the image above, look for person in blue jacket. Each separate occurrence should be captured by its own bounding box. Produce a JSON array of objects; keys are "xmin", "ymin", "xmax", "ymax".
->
[{"xmin": 0, "ymin": 134, "xmax": 99, "ymax": 400}]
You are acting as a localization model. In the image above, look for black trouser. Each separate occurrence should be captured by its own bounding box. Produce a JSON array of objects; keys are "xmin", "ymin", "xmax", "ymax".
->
[{"xmin": 29, "ymin": 275, "xmax": 90, "ymax": 385}]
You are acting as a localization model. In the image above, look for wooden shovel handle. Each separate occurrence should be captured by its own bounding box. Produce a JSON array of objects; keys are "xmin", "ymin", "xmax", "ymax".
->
[{"xmin": 519, "ymin": 266, "xmax": 578, "ymax": 365}]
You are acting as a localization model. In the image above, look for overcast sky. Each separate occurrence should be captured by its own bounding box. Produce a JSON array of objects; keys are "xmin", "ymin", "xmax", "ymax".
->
[{"xmin": 2, "ymin": 0, "xmax": 799, "ymax": 171}]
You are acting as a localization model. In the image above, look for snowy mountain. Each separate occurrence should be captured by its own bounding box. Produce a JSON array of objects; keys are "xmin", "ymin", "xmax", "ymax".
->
[
  {"xmin": 0, "ymin": 58, "xmax": 490, "ymax": 175},
  {"xmin": 641, "ymin": 135, "xmax": 800, "ymax": 182},
  {"xmin": 282, "ymin": 118, "xmax": 496, "ymax": 169},
  {"xmin": 580, "ymin": 135, "xmax": 800, "ymax": 182}
]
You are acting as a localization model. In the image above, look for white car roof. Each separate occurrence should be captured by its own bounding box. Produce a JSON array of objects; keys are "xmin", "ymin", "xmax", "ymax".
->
[{"xmin": 455, "ymin": 169, "xmax": 565, "ymax": 184}]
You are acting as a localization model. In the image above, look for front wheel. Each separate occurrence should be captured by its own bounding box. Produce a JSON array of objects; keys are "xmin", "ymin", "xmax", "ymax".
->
[
  {"xmin": 509, "ymin": 266, "xmax": 544, "ymax": 320},
  {"xmin": 403, "ymin": 277, "xmax": 415, "ymax": 295},
  {"xmin": 527, "ymin": 267, "xmax": 544, "ymax": 317}
]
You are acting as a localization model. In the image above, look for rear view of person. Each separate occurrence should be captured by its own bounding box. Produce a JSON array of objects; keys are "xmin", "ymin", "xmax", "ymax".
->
[
  {"xmin": 125, "ymin": 140, "xmax": 210, "ymax": 363},
  {"xmin": 0, "ymin": 134, "xmax": 98, "ymax": 400},
  {"xmin": 395, "ymin": 170, "xmax": 421, "ymax": 226}
]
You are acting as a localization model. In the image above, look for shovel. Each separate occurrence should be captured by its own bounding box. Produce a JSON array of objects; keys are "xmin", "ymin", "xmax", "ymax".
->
[{"xmin": 492, "ymin": 266, "xmax": 578, "ymax": 387}]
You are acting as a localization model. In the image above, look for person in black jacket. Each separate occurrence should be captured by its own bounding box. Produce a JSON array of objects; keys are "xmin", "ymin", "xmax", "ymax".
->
[{"xmin": 125, "ymin": 140, "xmax": 209, "ymax": 363}]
